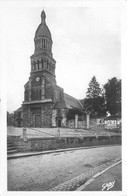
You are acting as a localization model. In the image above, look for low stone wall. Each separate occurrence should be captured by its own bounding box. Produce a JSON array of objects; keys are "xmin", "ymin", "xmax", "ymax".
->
[{"xmin": 8, "ymin": 135, "xmax": 121, "ymax": 152}]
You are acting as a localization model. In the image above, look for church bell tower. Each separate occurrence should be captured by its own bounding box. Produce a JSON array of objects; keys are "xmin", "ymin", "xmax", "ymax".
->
[
  {"xmin": 24, "ymin": 10, "xmax": 57, "ymax": 104},
  {"xmin": 30, "ymin": 10, "xmax": 56, "ymax": 85},
  {"xmin": 23, "ymin": 10, "xmax": 58, "ymax": 127}
]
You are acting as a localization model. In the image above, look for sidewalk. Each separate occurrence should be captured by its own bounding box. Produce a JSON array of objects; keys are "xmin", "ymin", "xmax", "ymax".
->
[
  {"xmin": 76, "ymin": 161, "xmax": 122, "ymax": 191},
  {"xmin": 7, "ymin": 144, "xmax": 120, "ymax": 160}
]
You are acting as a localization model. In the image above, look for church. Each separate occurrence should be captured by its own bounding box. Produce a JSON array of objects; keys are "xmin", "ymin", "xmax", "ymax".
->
[{"xmin": 19, "ymin": 10, "xmax": 84, "ymax": 128}]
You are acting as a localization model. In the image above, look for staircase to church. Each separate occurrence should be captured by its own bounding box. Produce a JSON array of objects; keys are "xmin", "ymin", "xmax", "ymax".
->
[{"xmin": 7, "ymin": 138, "xmax": 17, "ymax": 154}]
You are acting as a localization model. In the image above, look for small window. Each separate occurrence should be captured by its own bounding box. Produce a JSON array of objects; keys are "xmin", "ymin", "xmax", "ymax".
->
[
  {"xmin": 38, "ymin": 61, "xmax": 39, "ymax": 70},
  {"xmin": 41, "ymin": 59, "xmax": 44, "ymax": 69},
  {"xmin": 42, "ymin": 39, "xmax": 44, "ymax": 49}
]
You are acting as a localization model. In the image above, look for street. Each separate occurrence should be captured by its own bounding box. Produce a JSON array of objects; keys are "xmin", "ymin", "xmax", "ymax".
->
[{"xmin": 8, "ymin": 145, "xmax": 121, "ymax": 191}]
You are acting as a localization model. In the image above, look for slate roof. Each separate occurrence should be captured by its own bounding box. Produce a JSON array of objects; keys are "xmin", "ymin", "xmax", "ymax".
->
[
  {"xmin": 79, "ymin": 99, "xmax": 84, "ymax": 107},
  {"xmin": 64, "ymin": 93, "xmax": 83, "ymax": 110},
  {"xmin": 53, "ymin": 93, "xmax": 83, "ymax": 110},
  {"xmin": 35, "ymin": 10, "xmax": 52, "ymax": 41},
  {"xmin": 52, "ymin": 100, "xmax": 67, "ymax": 109}
]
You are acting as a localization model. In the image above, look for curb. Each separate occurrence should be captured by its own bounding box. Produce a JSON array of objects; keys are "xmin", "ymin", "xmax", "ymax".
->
[
  {"xmin": 7, "ymin": 144, "xmax": 120, "ymax": 160},
  {"xmin": 76, "ymin": 160, "xmax": 122, "ymax": 191},
  {"xmin": 49, "ymin": 158, "xmax": 121, "ymax": 191}
]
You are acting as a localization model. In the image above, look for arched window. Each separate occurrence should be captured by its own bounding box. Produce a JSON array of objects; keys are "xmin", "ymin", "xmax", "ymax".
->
[
  {"xmin": 37, "ymin": 61, "xmax": 39, "ymax": 70},
  {"xmin": 41, "ymin": 39, "xmax": 43, "ymax": 48},
  {"xmin": 41, "ymin": 59, "xmax": 44, "ymax": 69},
  {"xmin": 44, "ymin": 39, "xmax": 46, "ymax": 49}
]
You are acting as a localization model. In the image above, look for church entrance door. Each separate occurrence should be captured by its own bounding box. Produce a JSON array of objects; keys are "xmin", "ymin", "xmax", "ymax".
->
[{"xmin": 35, "ymin": 114, "xmax": 41, "ymax": 127}]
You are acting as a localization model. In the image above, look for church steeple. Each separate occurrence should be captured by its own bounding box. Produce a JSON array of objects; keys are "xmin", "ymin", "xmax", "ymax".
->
[
  {"xmin": 35, "ymin": 10, "xmax": 52, "ymax": 42},
  {"xmin": 30, "ymin": 10, "xmax": 56, "ymax": 82}
]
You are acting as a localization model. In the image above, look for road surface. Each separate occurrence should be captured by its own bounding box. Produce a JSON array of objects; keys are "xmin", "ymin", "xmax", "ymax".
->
[{"xmin": 8, "ymin": 145, "xmax": 121, "ymax": 191}]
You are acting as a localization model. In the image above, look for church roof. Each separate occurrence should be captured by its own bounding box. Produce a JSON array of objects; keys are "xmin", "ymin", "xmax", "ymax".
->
[
  {"xmin": 35, "ymin": 10, "xmax": 52, "ymax": 41},
  {"xmin": 53, "ymin": 93, "xmax": 83, "ymax": 110},
  {"xmin": 14, "ymin": 107, "xmax": 23, "ymax": 113},
  {"xmin": 52, "ymin": 100, "xmax": 67, "ymax": 110},
  {"xmin": 64, "ymin": 93, "xmax": 83, "ymax": 110},
  {"xmin": 79, "ymin": 99, "xmax": 84, "ymax": 107}
]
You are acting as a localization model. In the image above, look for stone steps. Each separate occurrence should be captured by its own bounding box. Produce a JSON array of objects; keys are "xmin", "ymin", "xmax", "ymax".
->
[{"xmin": 7, "ymin": 139, "xmax": 17, "ymax": 154}]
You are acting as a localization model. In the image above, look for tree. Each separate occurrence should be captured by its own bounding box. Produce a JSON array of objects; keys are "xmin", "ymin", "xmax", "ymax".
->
[
  {"xmin": 86, "ymin": 76, "xmax": 102, "ymax": 99},
  {"xmin": 104, "ymin": 77, "xmax": 121, "ymax": 115},
  {"xmin": 84, "ymin": 76, "xmax": 106, "ymax": 117}
]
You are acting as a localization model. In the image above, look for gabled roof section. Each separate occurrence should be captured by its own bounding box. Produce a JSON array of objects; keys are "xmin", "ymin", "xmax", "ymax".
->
[
  {"xmin": 14, "ymin": 107, "xmax": 23, "ymax": 113},
  {"xmin": 79, "ymin": 99, "xmax": 84, "ymax": 107},
  {"xmin": 52, "ymin": 93, "xmax": 83, "ymax": 110},
  {"xmin": 64, "ymin": 93, "xmax": 83, "ymax": 110},
  {"xmin": 52, "ymin": 100, "xmax": 67, "ymax": 110}
]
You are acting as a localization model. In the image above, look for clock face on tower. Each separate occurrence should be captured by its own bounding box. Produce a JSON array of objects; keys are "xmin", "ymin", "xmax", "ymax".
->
[{"xmin": 36, "ymin": 77, "xmax": 40, "ymax": 82}]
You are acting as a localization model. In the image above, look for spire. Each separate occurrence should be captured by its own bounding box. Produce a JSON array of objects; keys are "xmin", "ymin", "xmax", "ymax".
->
[
  {"xmin": 41, "ymin": 10, "xmax": 46, "ymax": 24},
  {"xmin": 35, "ymin": 9, "xmax": 52, "ymax": 41}
]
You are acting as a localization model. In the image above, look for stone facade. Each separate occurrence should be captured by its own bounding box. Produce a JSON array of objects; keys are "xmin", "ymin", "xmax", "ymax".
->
[{"xmin": 22, "ymin": 10, "xmax": 83, "ymax": 128}]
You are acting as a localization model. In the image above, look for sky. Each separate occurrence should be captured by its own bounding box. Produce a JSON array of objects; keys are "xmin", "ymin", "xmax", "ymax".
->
[{"xmin": 0, "ymin": 2, "xmax": 121, "ymax": 113}]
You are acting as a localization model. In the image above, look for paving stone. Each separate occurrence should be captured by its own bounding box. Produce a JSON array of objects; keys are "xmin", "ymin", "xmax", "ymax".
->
[{"xmin": 50, "ymin": 158, "xmax": 121, "ymax": 191}]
